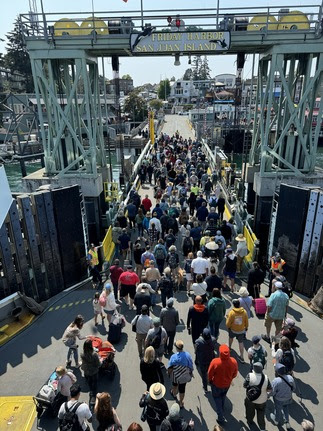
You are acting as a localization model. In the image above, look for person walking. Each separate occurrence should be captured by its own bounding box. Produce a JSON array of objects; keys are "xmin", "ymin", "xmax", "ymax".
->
[
  {"xmin": 134, "ymin": 283, "xmax": 152, "ymax": 315},
  {"xmin": 270, "ymin": 363, "xmax": 296, "ymax": 429},
  {"xmin": 140, "ymin": 346, "xmax": 164, "ymax": 391},
  {"xmin": 222, "ymin": 248, "xmax": 237, "ymax": 293},
  {"xmin": 191, "ymin": 274, "xmax": 208, "ymax": 303},
  {"xmin": 262, "ymin": 281, "xmax": 289, "ymax": 343},
  {"xmin": 186, "ymin": 295, "xmax": 209, "ymax": 345},
  {"xmin": 238, "ymin": 286, "xmax": 253, "ymax": 319},
  {"xmin": 80, "ymin": 339, "xmax": 101, "ymax": 401},
  {"xmin": 154, "ymin": 239, "xmax": 167, "ymax": 274},
  {"xmin": 191, "ymin": 251, "xmax": 210, "ymax": 280},
  {"xmin": 101, "ymin": 283, "xmax": 118, "ymax": 323},
  {"xmin": 166, "ymin": 245, "xmax": 180, "ymax": 288},
  {"xmin": 109, "ymin": 259, "xmax": 124, "ymax": 301},
  {"xmin": 247, "ymin": 261, "xmax": 265, "ymax": 299},
  {"xmin": 160, "ymin": 298, "xmax": 179, "ymax": 355},
  {"xmin": 208, "ymin": 344, "xmax": 238, "ymax": 425},
  {"xmin": 208, "ymin": 288, "xmax": 226, "ymax": 340},
  {"xmin": 235, "ymin": 233, "xmax": 249, "ymax": 273},
  {"xmin": 159, "ymin": 268, "xmax": 174, "ymax": 308},
  {"xmin": 118, "ymin": 265, "xmax": 140, "ymax": 310},
  {"xmin": 139, "ymin": 383, "xmax": 169, "ymax": 431},
  {"xmin": 248, "ymin": 335, "xmax": 268, "ymax": 370},
  {"xmin": 243, "ymin": 362, "xmax": 272, "ymax": 431},
  {"xmin": 271, "ymin": 336, "xmax": 296, "ymax": 373},
  {"xmin": 95, "ymin": 392, "xmax": 122, "ymax": 431},
  {"xmin": 226, "ymin": 299, "xmax": 248, "ymax": 363},
  {"xmin": 167, "ymin": 340, "xmax": 194, "ymax": 409},
  {"xmin": 58, "ymin": 384, "xmax": 92, "ymax": 431},
  {"xmin": 92, "ymin": 292, "xmax": 105, "ymax": 326},
  {"xmin": 145, "ymin": 318, "xmax": 168, "ymax": 363},
  {"xmin": 205, "ymin": 267, "xmax": 222, "ymax": 297},
  {"xmin": 87, "ymin": 243, "xmax": 102, "ymax": 289},
  {"xmin": 195, "ymin": 328, "xmax": 216, "ymax": 394},
  {"xmin": 145, "ymin": 260, "xmax": 161, "ymax": 307},
  {"xmin": 160, "ymin": 403, "xmax": 194, "ymax": 431},
  {"xmin": 55, "ymin": 366, "xmax": 76, "ymax": 405},
  {"xmin": 62, "ymin": 315, "xmax": 88, "ymax": 368},
  {"xmin": 132, "ymin": 305, "xmax": 153, "ymax": 359}
]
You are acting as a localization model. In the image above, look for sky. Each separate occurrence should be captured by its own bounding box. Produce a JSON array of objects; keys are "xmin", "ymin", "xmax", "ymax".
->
[{"xmin": 0, "ymin": 0, "xmax": 319, "ymax": 86}]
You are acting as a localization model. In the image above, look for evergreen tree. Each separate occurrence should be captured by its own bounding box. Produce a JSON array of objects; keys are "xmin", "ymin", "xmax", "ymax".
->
[
  {"xmin": 192, "ymin": 55, "xmax": 202, "ymax": 80},
  {"xmin": 4, "ymin": 18, "xmax": 34, "ymax": 93},
  {"xmin": 124, "ymin": 90, "xmax": 148, "ymax": 122},
  {"xmin": 183, "ymin": 68, "xmax": 193, "ymax": 80},
  {"xmin": 158, "ymin": 79, "xmax": 171, "ymax": 100},
  {"xmin": 199, "ymin": 56, "xmax": 211, "ymax": 80}
]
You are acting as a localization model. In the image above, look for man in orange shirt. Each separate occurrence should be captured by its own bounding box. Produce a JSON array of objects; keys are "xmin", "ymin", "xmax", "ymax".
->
[{"xmin": 208, "ymin": 344, "xmax": 238, "ymax": 425}]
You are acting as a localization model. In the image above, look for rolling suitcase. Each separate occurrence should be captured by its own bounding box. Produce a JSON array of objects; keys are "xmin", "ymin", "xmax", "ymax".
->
[{"xmin": 108, "ymin": 322, "xmax": 122, "ymax": 343}]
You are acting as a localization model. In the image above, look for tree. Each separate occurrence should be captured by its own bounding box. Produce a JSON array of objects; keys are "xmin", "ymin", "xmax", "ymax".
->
[
  {"xmin": 158, "ymin": 79, "xmax": 171, "ymax": 100},
  {"xmin": 123, "ymin": 90, "xmax": 148, "ymax": 122},
  {"xmin": 4, "ymin": 18, "xmax": 34, "ymax": 93},
  {"xmin": 199, "ymin": 56, "xmax": 211, "ymax": 80},
  {"xmin": 192, "ymin": 55, "xmax": 202, "ymax": 80},
  {"xmin": 183, "ymin": 68, "xmax": 193, "ymax": 81},
  {"xmin": 149, "ymin": 99, "xmax": 163, "ymax": 111},
  {"xmin": 122, "ymin": 74, "xmax": 132, "ymax": 80}
]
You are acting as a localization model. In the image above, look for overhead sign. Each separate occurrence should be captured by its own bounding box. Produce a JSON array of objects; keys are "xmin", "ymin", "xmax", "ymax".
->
[{"xmin": 130, "ymin": 30, "xmax": 231, "ymax": 54}]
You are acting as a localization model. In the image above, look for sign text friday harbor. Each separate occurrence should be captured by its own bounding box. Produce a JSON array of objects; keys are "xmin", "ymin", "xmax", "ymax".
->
[{"xmin": 130, "ymin": 31, "xmax": 231, "ymax": 54}]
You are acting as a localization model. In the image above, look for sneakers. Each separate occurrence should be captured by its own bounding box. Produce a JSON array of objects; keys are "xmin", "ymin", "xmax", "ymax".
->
[
  {"xmin": 262, "ymin": 334, "xmax": 271, "ymax": 343},
  {"xmin": 75, "ymin": 362, "xmax": 82, "ymax": 368},
  {"xmin": 238, "ymin": 356, "xmax": 245, "ymax": 364},
  {"xmin": 66, "ymin": 360, "xmax": 72, "ymax": 367},
  {"xmin": 285, "ymin": 423, "xmax": 291, "ymax": 429},
  {"xmin": 270, "ymin": 413, "xmax": 278, "ymax": 425}
]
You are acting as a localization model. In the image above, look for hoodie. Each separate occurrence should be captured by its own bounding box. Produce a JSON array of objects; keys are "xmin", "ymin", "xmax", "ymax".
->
[
  {"xmin": 207, "ymin": 344, "xmax": 238, "ymax": 388},
  {"xmin": 226, "ymin": 307, "xmax": 248, "ymax": 333},
  {"xmin": 186, "ymin": 304, "xmax": 209, "ymax": 343}
]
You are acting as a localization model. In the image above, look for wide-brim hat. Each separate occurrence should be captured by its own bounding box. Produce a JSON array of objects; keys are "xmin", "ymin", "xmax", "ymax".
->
[
  {"xmin": 206, "ymin": 242, "xmax": 219, "ymax": 250},
  {"xmin": 235, "ymin": 233, "xmax": 246, "ymax": 242},
  {"xmin": 238, "ymin": 286, "xmax": 249, "ymax": 297},
  {"xmin": 149, "ymin": 382, "xmax": 166, "ymax": 400}
]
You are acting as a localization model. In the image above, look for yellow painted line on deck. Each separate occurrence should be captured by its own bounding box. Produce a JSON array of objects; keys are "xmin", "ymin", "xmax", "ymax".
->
[
  {"xmin": 81, "ymin": 299, "xmax": 86, "ymax": 304},
  {"xmin": 62, "ymin": 304, "xmax": 67, "ymax": 308},
  {"xmin": 68, "ymin": 303, "xmax": 73, "ymax": 307},
  {"xmin": 48, "ymin": 307, "xmax": 54, "ymax": 312},
  {"xmin": 75, "ymin": 301, "xmax": 80, "ymax": 305},
  {"xmin": 87, "ymin": 298, "xmax": 92, "ymax": 302},
  {"xmin": 0, "ymin": 396, "xmax": 36, "ymax": 431},
  {"xmin": 55, "ymin": 306, "xmax": 60, "ymax": 310}
]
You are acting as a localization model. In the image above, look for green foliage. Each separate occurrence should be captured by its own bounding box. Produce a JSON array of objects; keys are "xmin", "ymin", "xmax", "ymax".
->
[
  {"xmin": 122, "ymin": 74, "xmax": 132, "ymax": 80},
  {"xmin": 149, "ymin": 99, "xmax": 163, "ymax": 111},
  {"xmin": 199, "ymin": 56, "xmax": 211, "ymax": 80},
  {"xmin": 4, "ymin": 18, "xmax": 34, "ymax": 92},
  {"xmin": 158, "ymin": 79, "xmax": 171, "ymax": 100},
  {"xmin": 191, "ymin": 55, "xmax": 211, "ymax": 81},
  {"xmin": 183, "ymin": 68, "xmax": 193, "ymax": 80},
  {"xmin": 124, "ymin": 90, "xmax": 148, "ymax": 121}
]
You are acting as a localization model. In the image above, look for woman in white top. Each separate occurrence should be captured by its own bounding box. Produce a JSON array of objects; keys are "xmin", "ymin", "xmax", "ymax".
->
[
  {"xmin": 192, "ymin": 274, "xmax": 208, "ymax": 303},
  {"xmin": 62, "ymin": 315, "xmax": 87, "ymax": 368},
  {"xmin": 238, "ymin": 286, "xmax": 253, "ymax": 318},
  {"xmin": 100, "ymin": 283, "xmax": 118, "ymax": 323}
]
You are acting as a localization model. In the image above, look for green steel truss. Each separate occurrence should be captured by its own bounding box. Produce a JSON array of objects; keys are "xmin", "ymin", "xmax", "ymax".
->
[
  {"xmin": 30, "ymin": 52, "xmax": 106, "ymax": 176},
  {"xmin": 249, "ymin": 46, "xmax": 323, "ymax": 176}
]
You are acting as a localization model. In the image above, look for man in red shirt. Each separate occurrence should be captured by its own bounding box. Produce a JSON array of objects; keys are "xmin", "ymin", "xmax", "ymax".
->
[
  {"xmin": 208, "ymin": 344, "xmax": 238, "ymax": 424},
  {"xmin": 118, "ymin": 265, "xmax": 140, "ymax": 310},
  {"xmin": 109, "ymin": 259, "xmax": 124, "ymax": 301},
  {"xmin": 142, "ymin": 194, "xmax": 152, "ymax": 213}
]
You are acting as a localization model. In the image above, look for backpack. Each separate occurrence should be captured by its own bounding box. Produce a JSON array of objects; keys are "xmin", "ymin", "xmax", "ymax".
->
[
  {"xmin": 250, "ymin": 346, "xmax": 266, "ymax": 367},
  {"xmin": 168, "ymin": 253, "xmax": 178, "ymax": 269},
  {"xmin": 216, "ymin": 238, "xmax": 223, "ymax": 247},
  {"xmin": 184, "ymin": 259, "xmax": 192, "ymax": 274},
  {"xmin": 280, "ymin": 350, "xmax": 295, "ymax": 373},
  {"xmin": 183, "ymin": 237, "xmax": 192, "ymax": 250},
  {"xmin": 150, "ymin": 327, "xmax": 162, "ymax": 349},
  {"xmin": 246, "ymin": 374, "xmax": 265, "ymax": 402},
  {"xmin": 143, "ymin": 256, "xmax": 151, "ymax": 269},
  {"xmin": 59, "ymin": 402, "xmax": 82, "ymax": 431},
  {"xmin": 154, "ymin": 245, "xmax": 165, "ymax": 260}
]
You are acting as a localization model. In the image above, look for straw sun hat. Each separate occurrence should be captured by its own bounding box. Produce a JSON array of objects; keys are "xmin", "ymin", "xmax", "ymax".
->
[
  {"xmin": 235, "ymin": 233, "xmax": 246, "ymax": 241},
  {"xmin": 149, "ymin": 383, "xmax": 166, "ymax": 400}
]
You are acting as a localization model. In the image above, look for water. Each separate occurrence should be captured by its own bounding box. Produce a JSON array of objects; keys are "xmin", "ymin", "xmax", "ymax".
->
[
  {"xmin": 3, "ymin": 148, "xmax": 323, "ymax": 193},
  {"xmin": 4, "ymin": 155, "xmax": 121, "ymax": 193}
]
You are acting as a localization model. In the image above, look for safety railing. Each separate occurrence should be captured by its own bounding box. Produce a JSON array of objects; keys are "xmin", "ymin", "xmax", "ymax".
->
[
  {"xmin": 19, "ymin": 4, "xmax": 322, "ymax": 41},
  {"xmin": 103, "ymin": 182, "xmax": 119, "ymax": 202}
]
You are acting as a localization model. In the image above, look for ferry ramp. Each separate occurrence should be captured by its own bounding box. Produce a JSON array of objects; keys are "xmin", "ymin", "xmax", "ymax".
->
[{"xmin": 161, "ymin": 114, "xmax": 195, "ymax": 141}]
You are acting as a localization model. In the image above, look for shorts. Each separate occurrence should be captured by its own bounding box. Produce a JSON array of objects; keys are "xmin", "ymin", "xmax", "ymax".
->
[
  {"xmin": 223, "ymin": 270, "xmax": 236, "ymax": 279},
  {"xmin": 94, "ymin": 310, "xmax": 102, "ymax": 315},
  {"xmin": 264, "ymin": 314, "xmax": 283, "ymax": 333},
  {"xmin": 228, "ymin": 329, "xmax": 245, "ymax": 343},
  {"xmin": 120, "ymin": 284, "xmax": 136, "ymax": 299},
  {"xmin": 104, "ymin": 309, "xmax": 115, "ymax": 316}
]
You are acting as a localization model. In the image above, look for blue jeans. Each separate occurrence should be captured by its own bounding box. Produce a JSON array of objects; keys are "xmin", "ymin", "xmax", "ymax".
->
[
  {"xmin": 209, "ymin": 321, "xmax": 221, "ymax": 339},
  {"xmin": 67, "ymin": 346, "xmax": 78, "ymax": 364},
  {"xmin": 273, "ymin": 398, "xmax": 291, "ymax": 424},
  {"xmin": 149, "ymin": 280, "xmax": 158, "ymax": 306},
  {"xmin": 211, "ymin": 384, "xmax": 229, "ymax": 421}
]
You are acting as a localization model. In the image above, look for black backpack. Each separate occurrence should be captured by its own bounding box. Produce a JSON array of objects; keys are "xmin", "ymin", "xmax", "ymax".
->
[
  {"xmin": 246, "ymin": 374, "xmax": 265, "ymax": 402},
  {"xmin": 150, "ymin": 327, "xmax": 162, "ymax": 349},
  {"xmin": 59, "ymin": 402, "xmax": 82, "ymax": 431},
  {"xmin": 280, "ymin": 350, "xmax": 295, "ymax": 373}
]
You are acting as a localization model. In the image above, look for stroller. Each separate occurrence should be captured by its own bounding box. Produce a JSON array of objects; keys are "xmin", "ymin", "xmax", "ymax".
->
[
  {"xmin": 33, "ymin": 370, "xmax": 61, "ymax": 422},
  {"xmin": 89, "ymin": 336, "xmax": 117, "ymax": 379}
]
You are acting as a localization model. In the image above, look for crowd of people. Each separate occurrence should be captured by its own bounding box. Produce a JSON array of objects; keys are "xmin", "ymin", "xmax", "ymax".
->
[{"xmin": 58, "ymin": 132, "xmax": 314, "ymax": 431}]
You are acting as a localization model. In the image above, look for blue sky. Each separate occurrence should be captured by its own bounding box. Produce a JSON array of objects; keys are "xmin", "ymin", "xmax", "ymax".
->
[{"xmin": 0, "ymin": 0, "xmax": 319, "ymax": 86}]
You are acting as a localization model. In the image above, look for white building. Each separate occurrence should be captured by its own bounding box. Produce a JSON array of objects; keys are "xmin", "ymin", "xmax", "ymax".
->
[
  {"xmin": 169, "ymin": 80, "xmax": 199, "ymax": 104},
  {"xmin": 214, "ymin": 73, "xmax": 236, "ymax": 88}
]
